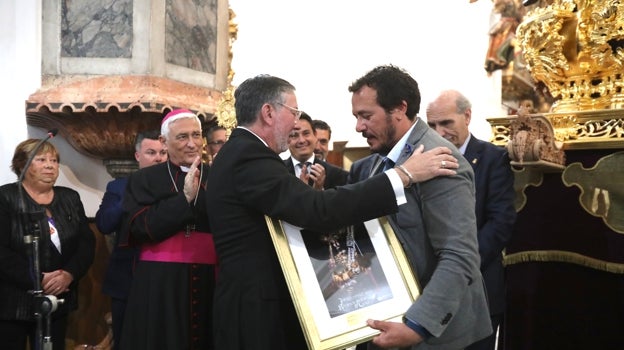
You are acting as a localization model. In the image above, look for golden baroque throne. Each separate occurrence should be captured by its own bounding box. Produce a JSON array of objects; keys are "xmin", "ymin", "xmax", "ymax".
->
[{"xmin": 489, "ymin": 0, "xmax": 624, "ymax": 229}]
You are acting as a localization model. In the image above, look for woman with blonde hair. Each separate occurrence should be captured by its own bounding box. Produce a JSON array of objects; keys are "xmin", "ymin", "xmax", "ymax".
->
[{"xmin": 0, "ymin": 138, "xmax": 95, "ymax": 350}]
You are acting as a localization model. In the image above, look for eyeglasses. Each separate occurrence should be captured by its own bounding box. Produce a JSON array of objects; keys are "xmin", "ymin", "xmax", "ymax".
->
[{"xmin": 277, "ymin": 102, "xmax": 303, "ymax": 120}]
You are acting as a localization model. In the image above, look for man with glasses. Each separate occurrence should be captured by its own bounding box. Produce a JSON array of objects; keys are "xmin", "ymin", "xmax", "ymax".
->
[
  {"xmin": 206, "ymin": 125, "xmax": 227, "ymax": 160},
  {"xmin": 206, "ymin": 74, "xmax": 460, "ymax": 350},
  {"xmin": 277, "ymin": 101, "xmax": 303, "ymax": 119}
]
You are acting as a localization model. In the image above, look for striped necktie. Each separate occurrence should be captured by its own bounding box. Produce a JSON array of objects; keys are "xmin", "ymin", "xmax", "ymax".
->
[{"xmin": 298, "ymin": 162, "xmax": 311, "ymax": 174}]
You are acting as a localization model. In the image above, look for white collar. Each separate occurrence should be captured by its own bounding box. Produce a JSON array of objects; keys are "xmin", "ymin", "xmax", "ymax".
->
[
  {"xmin": 385, "ymin": 120, "xmax": 418, "ymax": 163},
  {"xmin": 238, "ymin": 126, "xmax": 269, "ymax": 147},
  {"xmin": 459, "ymin": 134, "xmax": 471, "ymax": 155},
  {"xmin": 290, "ymin": 155, "xmax": 315, "ymax": 168}
]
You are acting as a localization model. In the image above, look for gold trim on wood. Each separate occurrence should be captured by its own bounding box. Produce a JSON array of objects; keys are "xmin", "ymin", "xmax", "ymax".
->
[{"xmin": 488, "ymin": 109, "xmax": 624, "ymax": 151}]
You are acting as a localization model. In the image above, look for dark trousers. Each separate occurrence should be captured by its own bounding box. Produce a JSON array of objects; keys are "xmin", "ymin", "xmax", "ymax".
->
[
  {"xmin": 111, "ymin": 297, "xmax": 128, "ymax": 350},
  {"xmin": 0, "ymin": 316, "xmax": 67, "ymax": 350}
]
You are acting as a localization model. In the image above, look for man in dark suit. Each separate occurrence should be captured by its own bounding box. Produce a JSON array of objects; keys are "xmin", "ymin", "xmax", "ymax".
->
[
  {"xmin": 205, "ymin": 74, "xmax": 461, "ymax": 350},
  {"xmin": 311, "ymin": 119, "xmax": 332, "ymax": 162},
  {"xmin": 349, "ymin": 66, "xmax": 492, "ymax": 350},
  {"xmin": 95, "ymin": 130, "xmax": 167, "ymax": 350},
  {"xmin": 284, "ymin": 112, "xmax": 348, "ymax": 189},
  {"xmin": 426, "ymin": 89, "xmax": 516, "ymax": 350}
]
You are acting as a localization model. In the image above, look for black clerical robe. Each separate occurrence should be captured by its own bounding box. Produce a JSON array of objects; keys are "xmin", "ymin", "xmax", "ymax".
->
[{"xmin": 120, "ymin": 161, "xmax": 215, "ymax": 350}]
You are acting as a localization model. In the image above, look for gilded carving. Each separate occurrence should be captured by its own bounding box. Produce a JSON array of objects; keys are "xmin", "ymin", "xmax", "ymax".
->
[
  {"xmin": 215, "ymin": 8, "xmax": 238, "ymax": 133},
  {"xmin": 517, "ymin": 0, "xmax": 624, "ymax": 112},
  {"xmin": 491, "ymin": 124, "xmax": 512, "ymax": 145},
  {"xmin": 488, "ymin": 109, "xmax": 624, "ymax": 150},
  {"xmin": 577, "ymin": 118, "xmax": 624, "ymax": 139},
  {"xmin": 547, "ymin": 114, "xmax": 577, "ymax": 142}
]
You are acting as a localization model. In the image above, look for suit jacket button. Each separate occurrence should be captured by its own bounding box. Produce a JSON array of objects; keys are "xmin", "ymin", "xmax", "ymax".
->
[{"xmin": 441, "ymin": 313, "xmax": 452, "ymax": 325}]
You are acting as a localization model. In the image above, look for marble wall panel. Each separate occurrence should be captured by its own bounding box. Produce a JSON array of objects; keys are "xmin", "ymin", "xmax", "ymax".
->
[
  {"xmin": 61, "ymin": 0, "xmax": 133, "ymax": 58},
  {"xmin": 165, "ymin": 0, "xmax": 217, "ymax": 74}
]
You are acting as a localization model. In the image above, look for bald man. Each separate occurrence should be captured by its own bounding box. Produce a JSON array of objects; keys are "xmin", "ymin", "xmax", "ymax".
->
[{"xmin": 427, "ymin": 90, "xmax": 516, "ymax": 350}]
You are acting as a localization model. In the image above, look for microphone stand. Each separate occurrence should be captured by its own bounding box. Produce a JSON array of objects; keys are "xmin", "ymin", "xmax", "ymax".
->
[{"xmin": 18, "ymin": 129, "xmax": 62, "ymax": 350}]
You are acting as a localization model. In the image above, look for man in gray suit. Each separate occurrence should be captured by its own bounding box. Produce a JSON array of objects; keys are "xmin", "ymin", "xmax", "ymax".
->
[{"xmin": 349, "ymin": 65, "xmax": 492, "ymax": 349}]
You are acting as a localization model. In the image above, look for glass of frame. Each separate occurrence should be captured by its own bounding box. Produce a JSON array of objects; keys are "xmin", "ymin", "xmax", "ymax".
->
[{"xmin": 265, "ymin": 216, "xmax": 420, "ymax": 350}]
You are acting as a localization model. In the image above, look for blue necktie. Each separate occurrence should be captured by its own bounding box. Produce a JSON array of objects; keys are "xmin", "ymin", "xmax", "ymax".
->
[
  {"xmin": 374, "ymin": 157, "xmax": 394, "ymax": 175},
  {"xmin": 383, "ymin": 158, "xmax": 395, "ymax": 171}
]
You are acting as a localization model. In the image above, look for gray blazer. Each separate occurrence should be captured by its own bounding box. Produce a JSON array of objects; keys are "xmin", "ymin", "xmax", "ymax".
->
[{"xmin": 349, "ymin": 120, "xmax": 492, "ymax": 349}]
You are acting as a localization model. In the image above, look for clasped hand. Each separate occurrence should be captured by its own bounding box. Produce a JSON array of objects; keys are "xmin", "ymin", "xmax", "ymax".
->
[
  {"xmin": 300, "ymin": 163, "xmax": 326, "ymax": 190},
  {"xmin": 398, "ymin": 145, "xmax": 458, "ymax": 184},
  {"xmin": 42, "ymin": 270, "xmax": 73, "ymax": 296},
  {"xmin": 183, "ymin": 156, "xmax": 201, "ymax": 203}
]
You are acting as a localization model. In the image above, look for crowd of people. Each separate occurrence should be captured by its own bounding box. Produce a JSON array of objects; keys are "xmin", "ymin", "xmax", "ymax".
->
[{"xmin": 0, "ymin": 64, "xmax": 515, "ymax": 350}]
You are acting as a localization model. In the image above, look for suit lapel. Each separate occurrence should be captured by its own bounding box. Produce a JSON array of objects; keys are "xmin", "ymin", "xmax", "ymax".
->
[
  {"xmin": 396, "ymin": 120, "xmax": 428, "ymax": 165},
  {"xmin": 284, "ymin": 157, "xmax": 296, "ymax": 175},
  {"xmin": 369, "ymin": 155, "xmax": 387, "ymax": 178},
  {"xmin": 464, "ymin": 135, "xmax": 482, "ymax": 171},
  {"xmin": 306, "ymin": 160, "xmax": 314, "ymax": 187}
]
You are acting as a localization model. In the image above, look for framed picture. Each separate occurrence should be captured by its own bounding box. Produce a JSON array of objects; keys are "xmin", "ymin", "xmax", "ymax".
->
[{"xmin": 265, "ymin": 216, "xmax": 420, "ymax": 350}]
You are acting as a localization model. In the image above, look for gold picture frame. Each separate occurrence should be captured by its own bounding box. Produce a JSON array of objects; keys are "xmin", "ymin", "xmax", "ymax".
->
[{"xmin": 265, "ymin": 216, "xmax": 420, "ymax": 350}]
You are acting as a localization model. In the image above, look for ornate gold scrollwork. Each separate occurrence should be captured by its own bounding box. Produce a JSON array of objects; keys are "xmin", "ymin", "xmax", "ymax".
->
[
  {"xmin": 488, "ymin": 109, "xmax": 624, "ymax": 151},
  {"xmin": 547, "ymin": 114, "xmax": 577, "ymax": 143},
  {"xmin": 497, "ymin": 0, "xmax": 624, "ymax": 274},
  {"xmin": 517, "ymin": 0, "xmax": 624, "ymax": 113},
  {"xmin": 215, "ymin": 8, "xmax": 238, "ymax": 135}
]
